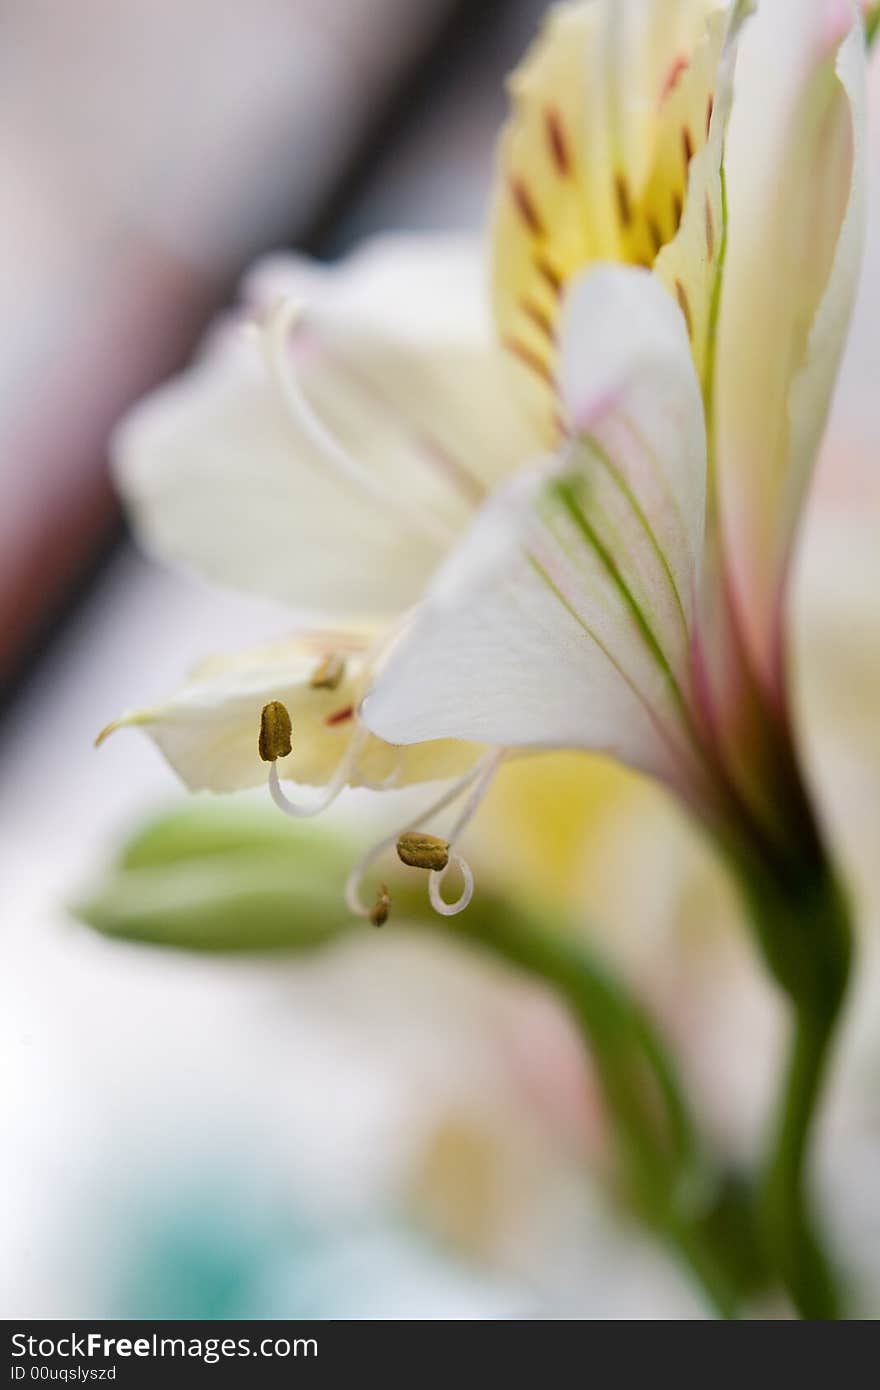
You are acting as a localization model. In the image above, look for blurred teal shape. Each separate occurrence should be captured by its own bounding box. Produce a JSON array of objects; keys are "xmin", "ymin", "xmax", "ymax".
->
[
  {"xmin": 110, "ymin": 1181, "xmax": 525, "ymax": 1320},
  {"xmin": 112, "ymin": 1189, "xmax": 304, "ymax": 1320},
  {"xmin": 71, "ymin": 801, "xmax": 372, "ymax": 953},
  {"xmin": 73, "ymin": 800, "xmax": 767, "ymax": 1312}
]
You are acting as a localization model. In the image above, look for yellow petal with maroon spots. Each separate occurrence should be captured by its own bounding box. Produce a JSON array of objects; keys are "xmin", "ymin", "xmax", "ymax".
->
[
  {"xmin": 491, "ymin": 2, "xmax": 610, "ymax": 443},
  {"xmin": 490, "ymin": 0, "xmax": 744, "ymax": 430},
  {"xmin": 653, "ymin": 2, "xmax": 751, "ymax": 395}
]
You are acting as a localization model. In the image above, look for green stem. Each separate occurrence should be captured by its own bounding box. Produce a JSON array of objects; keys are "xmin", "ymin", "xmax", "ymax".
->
[
  {"xmin": 760, "ymin": 1000, "xmax": 845, "ymax": 1318},
  {"xmin": 732, "ymin": 844, "xmax": 853, "ymax": 1318},
  {"xmin": 423, "ymin": 893, "xmax": 764, "ymax": 1317},
  {"xmin": 79, "ymin": 801, "xmax": 771, "ymax": 1315},
  {"xmin": 761, "ymin": 10, "xmax": 873, "ymax": 1306}
]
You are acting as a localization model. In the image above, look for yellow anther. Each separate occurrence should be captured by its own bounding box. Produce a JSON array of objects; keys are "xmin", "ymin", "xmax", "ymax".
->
[
  {"xmin": 310, "ymin": 653, "xmax": 346, "ymax": 691},
  {"xmin": 370, "ymin": 885, "xmax": 391, "ymax": 927},
  {"xmin": 259, "ymin": 700, "xmax": 293, "ymax": 762},
  {"xmin": 396, "ymin": 832, "xmax": 449, "ymax": 872}
]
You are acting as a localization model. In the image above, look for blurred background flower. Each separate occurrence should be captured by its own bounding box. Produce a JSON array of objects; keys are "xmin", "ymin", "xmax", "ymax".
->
[{"xmin": 2, "ymin": 0, "xmax": 879, "ymax": 1320}]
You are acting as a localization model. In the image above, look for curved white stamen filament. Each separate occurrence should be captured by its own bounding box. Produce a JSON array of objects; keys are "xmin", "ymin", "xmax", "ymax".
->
[
  {"xmin": 425, "ymin": 748, "xmax": 505, "ymax": 917},
  {"xmin": 428, "ymin": 854, "xmax": 474, "ymax": 916},
  {"xmin": 268, "ymin": 724, "xmax": 372, "ymax": 818},
  {"xmin": 261, "ymin": 298, "xmax": 455, "ymax": 549},
  {"xmin": 359, "ymin": 757, "xmax": 402, "ymax": 792},
  {"xmin": 345, "ymin": 749, "xmax": 506, "ymax": 920},
  {"xmin": 344, "ymin": 827, "xmax": 402, "ymax": 919},
  {"xmin": 444, "ymin": 748, "xmax": 505, "ymax": 845},
  {"xmin": 344, "ymin": 757, "xmax": 492, "ymax": 918}
]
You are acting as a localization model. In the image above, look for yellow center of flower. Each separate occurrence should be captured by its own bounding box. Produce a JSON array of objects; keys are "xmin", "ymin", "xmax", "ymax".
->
[{"xmin": 492, "ymin": 0, "xmax": 729, "ymax": 438}]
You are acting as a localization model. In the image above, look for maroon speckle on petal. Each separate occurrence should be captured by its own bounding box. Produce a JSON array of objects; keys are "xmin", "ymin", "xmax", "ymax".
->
[
  {"xmin": 503, "ymin": 335, "xmax": 554, "ymax": 386},
  {"xmin": 533, "ymin": 252, "xmax": 563, "ymax": 297},
  {"xmin": 520, "ymin": 296, "xmax": 555, "ymax": 342},
  {"xmin": 661, "ymin": 54, "xmax": 689, "ymax": 101},
  {"xmin": 614, "ymin": 172, "xmax": 633, "ymax": 228},
  {"xmin": 510, "ymin": 177, "xmax": 546, "ymax": 237},
  {"xmin": 544, "ymin": 106, "xmax": 572, "ymax": 176},
  {"xmin": 325, "ymin": 704, "xmax": 355, "ymax": 727},
  {"xmin": 675, "ymin": 280, "xmax": 693, "ymax": 338}
]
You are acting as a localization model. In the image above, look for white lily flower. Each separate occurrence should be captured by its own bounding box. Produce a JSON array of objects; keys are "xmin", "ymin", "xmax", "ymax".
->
[
  {"xmin": 492, "ymin": 0, "xmax": 746, "ymax": 428},
  {"xmin": 95, "ymin": 1, "xmax": 877, "ymax": 1321},
  {"xmin": 104, "ymin": 235, "xmax": 538, "ymax": 915},
  {"xmin": 364, "ymin": 0, "xmax": 869, "ymax": 865},
  {"xmin": 106, "ymin": 0, "xmax": 868, "ymax": 921},
  {"xmin": 368, "ymin": 268, "xmax": 715, "ymax": 804}
]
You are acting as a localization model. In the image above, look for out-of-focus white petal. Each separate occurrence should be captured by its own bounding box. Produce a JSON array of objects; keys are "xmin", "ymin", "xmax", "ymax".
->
[
  {"xmin": 113, "ymin": 235, "xmax": 536, "ymax": 620},
  {"xmin": 815, "ymin": 44, "xmax": 880, "ymax": 491},
  {"xmin": 113, "ymin": 331, "xmax": 433, "ymax": 619},
  {"xmin": 97, "ymin": 630, "xmax": 480, "ymax": 795},
  {"xmin": 364, "ymin": 268, "xmax": 709, "ymax": 797},
  {"xmin": 716, "ymin": 0, "xmax": 868, "ymax": 687}
]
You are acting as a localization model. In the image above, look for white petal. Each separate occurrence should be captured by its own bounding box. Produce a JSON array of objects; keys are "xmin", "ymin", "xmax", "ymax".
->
[
  {"xmin": 364, "ymin": 268, "xmax": 709, "ymax": 795},
  {"xmin": 715, "ymin": 0, "xmax": 868, "ymax": 685},
  {"xmin": 363, "ymin": 477, "xmax": 672, "ymax": 778},
  {"xmin": 817, "ymin": 47, "xmax": 880, "ymax": 482},
  {"xmin": 113, "ymin": 235, "xmax": 536, "ymax": 620},
  {"xmin": 97, "ymin": 630, "xmax": 480, "ymax": 795},
  {"xmin": 559, "ymin": 265, "xmax": 706, "ymax": 654}
]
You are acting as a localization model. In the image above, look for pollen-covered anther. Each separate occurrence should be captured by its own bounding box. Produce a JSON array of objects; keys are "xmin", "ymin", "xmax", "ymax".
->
[
  {"xmin": 259, "ymin": 700, "xmax": 292, "ymax": 762},
  {"xmin": 370, "ymin": 884, "xmax": 391, "ymax": 928},
  {"xmin": 310, "ymin": 652, "xmax": 346, "ymax": 690},
  {"xmin": 396, "ymin": 831, "xmax": 449, "ymax": 872}
]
